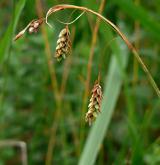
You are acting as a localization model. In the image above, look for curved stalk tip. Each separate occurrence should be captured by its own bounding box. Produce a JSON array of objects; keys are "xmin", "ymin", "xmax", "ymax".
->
[{"xmin": 45, "ymin": 4, "xmax": 160, "ymax": 97}]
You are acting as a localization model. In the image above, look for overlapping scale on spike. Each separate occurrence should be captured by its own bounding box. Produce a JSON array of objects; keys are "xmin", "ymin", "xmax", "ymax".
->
[
  {"xmin": 85, "ymin": 81, "xmax": 103, "ymax": 126},
  {"xmin": 55, "ymin": 26, "xmax": 71, "ymax": 61}
]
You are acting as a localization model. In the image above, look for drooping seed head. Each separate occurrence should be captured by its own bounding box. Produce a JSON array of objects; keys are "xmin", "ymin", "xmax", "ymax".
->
[
  {"xmin": 55, "ymin": 26, "xmax": 72, "ymax": 61},
  {"xmin": 85, "ymin": 80, "xmax": 103, "ymax": 125}
]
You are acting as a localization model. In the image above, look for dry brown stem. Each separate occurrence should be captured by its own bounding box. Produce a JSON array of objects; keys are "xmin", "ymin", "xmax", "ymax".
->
[
  {"xmin": 45, "ymin": 4, "xmax": 160, "ymax": 97},
  {"xmin": 36, "ymin": 2, "xmax": 61, "ymax": 165},
  {"xmin": 0, "ymin": 140, "xmax": 27, "ymax": 165},
  {"xmin": 14, "ymin": 4, "xmax": 160, "ymax": 98},
  {"xmin": 80, "ymin": 0, "xmax": 106, "ymax": 152}
]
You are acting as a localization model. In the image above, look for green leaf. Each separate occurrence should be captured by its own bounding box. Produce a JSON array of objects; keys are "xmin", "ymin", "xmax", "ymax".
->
[{"xmin": 0, "ymin": 0, "xmax": 26, "ymax": 63}]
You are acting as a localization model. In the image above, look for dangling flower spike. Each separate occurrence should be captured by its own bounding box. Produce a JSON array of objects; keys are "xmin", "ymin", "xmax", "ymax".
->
[
  {"xmin": 55, "ymin": 26, "xmax": 71, "ymax": 61},
  {"xmin": 85, "ymin": 75, "xmax": 103, "ymax": 126}
]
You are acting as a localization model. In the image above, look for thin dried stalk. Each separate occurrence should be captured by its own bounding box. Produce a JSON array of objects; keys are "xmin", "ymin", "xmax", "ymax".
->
[
  {"xmin": 80, "ymin": 0, "xmax": 106, "ymax": 151},
  {"xmin": 0, "ymin": 140, "xmax": 27, "ymax": 165},
  {"xmin": 14, "ymin": 4, "xmax": 160, "ymax": 97},
  {"xmin": 45, "ymin": 4, "xmax": 160, "ymax": 97},
  {"xmin": 35, "ymin": 2, "xmax": 61, "ymax": 165},
  {"xmin": 133, "ymin": 0, "xmax": 140, "ymax": 85}
]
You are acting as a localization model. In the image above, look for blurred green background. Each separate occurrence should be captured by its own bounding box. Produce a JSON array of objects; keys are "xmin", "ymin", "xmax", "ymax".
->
[{"xmin": 0, "ymin": 0, "xmax": 160, "ymax": 164}]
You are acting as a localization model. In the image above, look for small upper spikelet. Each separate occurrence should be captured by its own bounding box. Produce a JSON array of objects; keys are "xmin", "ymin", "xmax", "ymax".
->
[
  {"xmin": 14, "ymin": 18, "xmax": 44, "ymax": 41},
  {"xmin": 28, "ymin": 19, "xmax": 43, "ymax": 34},
  {"xmin": 85, "ymin": 80, "xmax": 103, "ymax": 126},
  {"xmin": 55, "ymin": 26, "xmax": 71, "ymax": 61}
]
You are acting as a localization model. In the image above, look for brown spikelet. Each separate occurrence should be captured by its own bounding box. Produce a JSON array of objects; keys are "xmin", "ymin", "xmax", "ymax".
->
[
  {"xmin": 85, "ymin": 80, "xmax": 103, "ymax": 126},
  {"xmin": 55, "ymin": 26, "xmax": 71, "ymax": 61},
  {"xmin": 14, "ymin": 18, "xmax": 44, "ymax": 41},
  {"xmin": 28, "ymin": 18, "xmax": 44, "ymax": 34}
]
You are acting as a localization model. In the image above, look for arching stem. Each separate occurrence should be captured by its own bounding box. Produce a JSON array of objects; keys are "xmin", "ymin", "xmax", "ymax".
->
[{"xmin": 46, "ymin": 4, "xmax": 160, "ymax": 97}]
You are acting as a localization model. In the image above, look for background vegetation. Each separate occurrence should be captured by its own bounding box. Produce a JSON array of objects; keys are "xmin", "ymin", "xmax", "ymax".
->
[{"xmin": 0, "ymin": 0, "xmax": 160, "ymax": 164}]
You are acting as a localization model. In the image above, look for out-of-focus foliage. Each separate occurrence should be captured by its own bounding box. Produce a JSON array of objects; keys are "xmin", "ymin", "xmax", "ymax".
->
[{"xmin": 0, "ymin": 0, "xmax": 160, "ymax": 164}]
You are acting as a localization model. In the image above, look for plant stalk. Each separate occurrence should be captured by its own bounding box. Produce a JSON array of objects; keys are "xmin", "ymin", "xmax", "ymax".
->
[{"xmin": 46, "ymin": 4, "xmax": 160, "ymax": 97}]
